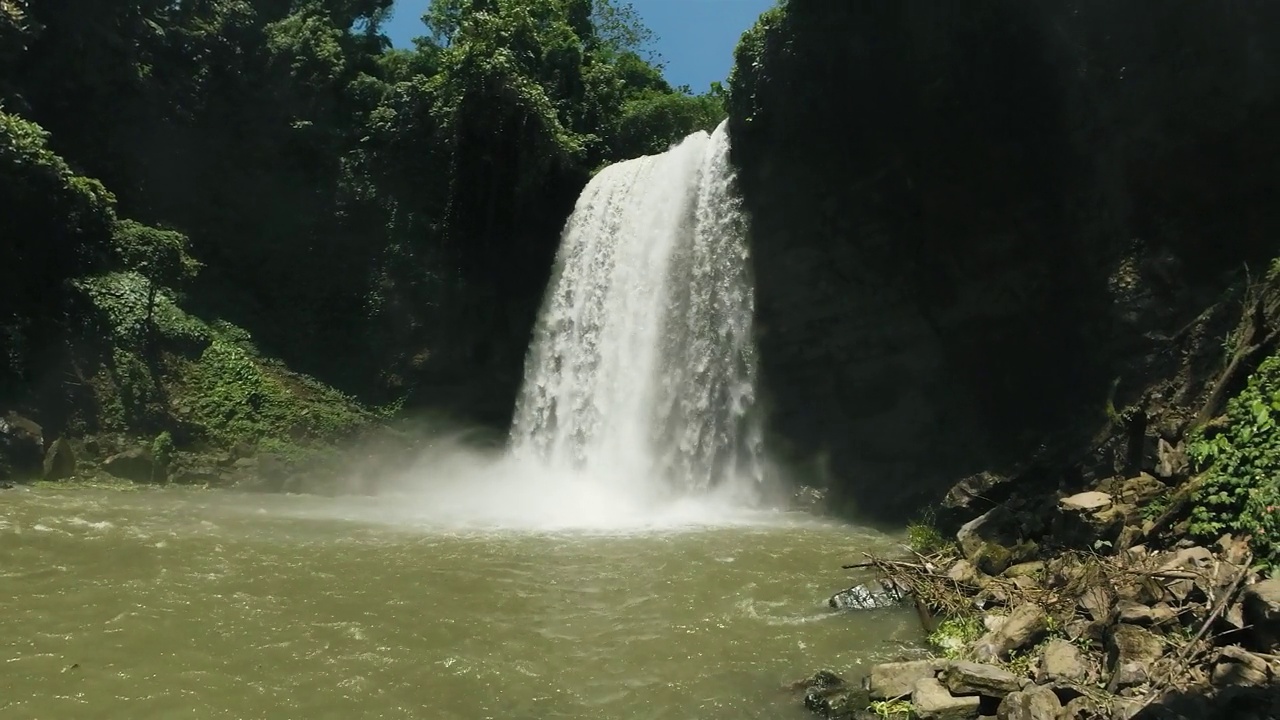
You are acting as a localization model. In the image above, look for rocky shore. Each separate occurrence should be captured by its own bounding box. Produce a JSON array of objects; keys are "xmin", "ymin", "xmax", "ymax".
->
[{"xmin": 801, "ymin": 467, "xmax": 1280, "ymax": 718}]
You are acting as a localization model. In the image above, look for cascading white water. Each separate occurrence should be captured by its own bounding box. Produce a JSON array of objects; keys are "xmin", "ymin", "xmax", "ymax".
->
[{"xmin": 511, "ymin": 120, "xmax": 763, "ymax": 503}]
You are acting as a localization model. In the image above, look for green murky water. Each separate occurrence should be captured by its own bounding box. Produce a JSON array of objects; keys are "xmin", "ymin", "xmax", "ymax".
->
[{"xmin": 1, "ymin": 487, "xmax": 921, "ymax": 719}]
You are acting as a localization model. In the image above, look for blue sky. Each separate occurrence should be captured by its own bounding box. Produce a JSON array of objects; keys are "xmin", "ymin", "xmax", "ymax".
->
[{"xmin": 382, "ymin": 0, "xmax": 777, "ymax": 93}]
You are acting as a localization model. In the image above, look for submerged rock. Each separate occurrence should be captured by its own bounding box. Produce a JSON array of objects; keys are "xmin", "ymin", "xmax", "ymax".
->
[
  {"xmin": 829, "ymin": 579, "xmax": 910, "ymax": 611},
  {"xmin": 796, "ymin": 669, "xmax": 868, "ymax": 718}
]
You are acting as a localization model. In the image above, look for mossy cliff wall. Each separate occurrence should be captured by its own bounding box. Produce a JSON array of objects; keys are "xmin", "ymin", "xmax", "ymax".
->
[{"xmin": 728, "ymin": 0, "xmax": 1280, "ymax": 518}]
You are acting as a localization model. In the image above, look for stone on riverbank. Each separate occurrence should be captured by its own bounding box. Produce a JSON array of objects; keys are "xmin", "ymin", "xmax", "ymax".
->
[
  {"xmin": 1242, "ymin": 578, "xmax": 1280, "ymax": 652},
  {"xmin": 913, "ymin": 677, "xmax": 980, "ymax": 720},
  {"xmin": 995, "ymin": 685, "xmax": 1061, "ymax": 720},
  {"xmin": 1106, "ymin": 624, "xmax": 1164, "ymax": 692},
  {"xmin": 973, "ymin": 604, "xmax": 1047, "ymax": 662},
  {"xmin": 103, "ymin": 448, "xmax": 159, "ymax": 483},
  {"xmin": 867, "ymin": 659, "xmax": 940, "ymax": 700},
  {"xmin": 1036, "ymin": 639, "xmax": 1089, "ymax": 685},
  {"xmin": 939, "ymin": 661, "xmax": 1021, "ymax": 698}
]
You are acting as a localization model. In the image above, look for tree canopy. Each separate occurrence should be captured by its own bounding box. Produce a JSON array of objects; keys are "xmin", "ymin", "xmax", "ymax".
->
[{"xmin": 0, "ymin": 0, "xmax": 727, "ymax": 427}]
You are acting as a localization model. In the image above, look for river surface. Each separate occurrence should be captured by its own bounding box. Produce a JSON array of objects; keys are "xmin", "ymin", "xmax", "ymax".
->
[{"xmin": 1, "ymin": 487, "xmax": 921, "ymax": 719}]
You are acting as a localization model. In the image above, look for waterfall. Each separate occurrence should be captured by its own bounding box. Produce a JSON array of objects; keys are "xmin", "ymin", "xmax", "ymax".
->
[{"xmin": 511, "ymin": 120, "xmax": 763, "ymax": 501}]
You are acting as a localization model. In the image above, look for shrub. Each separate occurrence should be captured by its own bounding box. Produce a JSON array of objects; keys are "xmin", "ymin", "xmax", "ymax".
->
[{"xmin": 1188, "ymin": 353, "xmax": 1280, "ymax": 571}]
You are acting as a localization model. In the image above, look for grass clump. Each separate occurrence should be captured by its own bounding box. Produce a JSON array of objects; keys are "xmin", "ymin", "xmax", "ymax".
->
[
  {"xmin": 906, "ymin": 510, "xmax": 953, "ymax": 555},
  {"xmin": 868, "ymin": 698, "xmax": 914, "ymax": 719},
  {"xmin": 1188, "ymin": 353, "xmax": 1280, "ymax": 572},
  {"xmin": 927, "ymin": 614, "xmax": 984, "ymax": 659}
]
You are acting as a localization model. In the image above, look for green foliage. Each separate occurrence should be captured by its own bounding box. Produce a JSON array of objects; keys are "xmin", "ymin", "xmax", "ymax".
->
[
  {"xmin": 0, "ymin": 0, "xmax": 720, "ymax": 441},
  {"xmin": 186, "ymin": 330, "xmax": 373, "ymax": 448},
  {"xmin": 927, "ymin": 614, "xmax": 984, "ymax": 659},
  {"xmin": 1189, "ymin": 353, "xmax": 1280, "ymax": 571},
  {"xmin": 867, "ymin": 699, "xmax": 914, "ymax": 719},
  {"xmin": 151, "ymin": 431, "xmax": 175, "ymax": 475},
  {"xmin": 73, "ymin": 272, "xmax": 211, "ymax": 349},
  {"xmin": 906, "ymin": 514, "xmax": 952, "ymax": 555}
]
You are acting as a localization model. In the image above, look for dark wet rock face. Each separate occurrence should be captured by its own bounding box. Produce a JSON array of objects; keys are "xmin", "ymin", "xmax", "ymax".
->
[
  {"xmin": 0, "ymin": 412, "xmax": 43, "ymax": 481},
  {"xmin": 102, "ymin": 448, "xmax": 158, "ymax": 483},
  {"xmin": 729, "ymin": 0, "xmax": 1280, "ymax": 518}
]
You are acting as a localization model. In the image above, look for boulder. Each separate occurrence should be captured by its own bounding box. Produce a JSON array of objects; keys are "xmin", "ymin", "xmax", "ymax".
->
[
  {"xmin": 1116, "ymin": 600, "xmax": 1176, "ymax": 627},
  {"xmin": 1059, "ymin": 696, "xmax": 1100, "ymax": 720},
  {"xmin": 1242, "ymin": 578, "xmax": 1280, "ymax": 651},
  {"xmin": 829, "ymin": 579, "xmax": 910, "ymax": 611},
  {"xmin": 1079, "ymin": 586, "xmax": 1115, "ymax": 623},
  {"xmin": 102, "ymin": 448, "xmax": 158, "ymax": 483},
  {"xmin": 973, "ymin": 604, "xmax": 1047, "ymax": 662},
  {"xmin": 938, "ymin": 471, "xmax": 1011, "ymax": 530},
  {"xmin": 1036, "ymin": 639, "xmax": 1089, "ymax": 685},
  {"xmin": 1154, "ymin": 438, "xmax": 1188, "ymax": 479},
  {"xmin": 1054, "ymin": 494, "xmax": 1125, "ymax": 551},
  {"xmin": 957, "ymin": 508, "xmax": 1037, "ymax": 575},
  {"xmin": 1059, "ymin": 491, "xmax": 1113, "ymax": 511},
  {"xmin": 995, "ymin": 686, "xmax": 1061, "ymax": 720},
  {"xmin": 1118, "ymin": 473, "xmax": 1165, "ymax": 505},
  {"xmin": 1106, "ymin": 624, "xmax": 1163, "ymax": 692},
  {"xmin": 868, "ymin": 659, "xmax": 940, "ymax": 700},
  {"xmin": 42, "ymin": 437, "xmax": 76, "ymax": 480},
  {"xmin": 1210, "ymin": 645, "xmax": 1276, "ymax": 687},
  {"xmin": 0, "ymin": 411, "xmax": 43, "ymax": 480},
  {"xmin": 948, "ymin": 559, "xmax": 988, "ymax": 587},
  {"xmin": 1002, "ymin": 561, "xmax": 1044, "ymax": 579},
  {"xmin": 912, "ymin": 677, "xmax": 981, "ymax": 720},
  {"xmin": 939, "ymin": 661, "xmax": 1021, "ymax": 698}
]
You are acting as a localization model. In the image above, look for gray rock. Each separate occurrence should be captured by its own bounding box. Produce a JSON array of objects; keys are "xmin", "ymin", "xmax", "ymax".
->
[
  {"xmin": 1116, "ymin": 600, "xmax": 1176, "ymax": 627},
  {"xmin": 868, "ymin": 659, "xmax": 939, "ymax": 700},
  {"xmin": 42, "ymin": 437, "xmax": 76, "ymax": 480},
  {"xmin": 1079, "ymin": 586, "xmax": 1115, "ymax": 623},
  {"xmin": 1118, "ymin": 473, "xmax": 1165, "ymax": 505},
  {"xmin": 1036, "ymin": 639, "xmax": 1088, "ymax": 685},
  {"xmin": 912, "ymin": 677, "xmax": 981, "ymax": 720},
  {"xmin": 939, "ymin": 661, "xmax": 1021, "ymax": 698},
  {"xmin": 1154, "ymin": 439, "xmax": 1188, "ymax": 479},
  {"xmin": 1002, "ymin": 561, "xmax": 1044, "ymax": 579},
  {"xmin": 103, "ymin": 448, "xmax": 157, "ymax": 483},
  {"xmin": 1059, "ymin": 491, "xmax": 1112, "ymax": 511},
  {"xmin": 1242, "ymin": 578, "xmax": 1280, "ymax": 651},
  {"xmin": 1210, "ymin": 645, "xmax": 1276, "ymax": 687},
  {"xmin": 829, "ymin": 579, "xmax": 910, "ymax": 611},
  {"xmin": 973, "ymin": 603, "xmax": 1047, "ymax": 662},
  {"xmin": 995, "ymin": 686, "xmax": 1061, "ymax": 720},
  {"xmin": 957, "ymin": 509, "xmax": 1036, "ymax": 576},
  {"xmin": 948, "ymin": 559, "xmax": 987, "ymax": 587},
  {"xmin": 1106, "ymin": 624, "xmax": 1163, "ymax": 692},
  {"xmin": 1059, "ymin": 696, "xmax": 1100, "ymax": 720}
]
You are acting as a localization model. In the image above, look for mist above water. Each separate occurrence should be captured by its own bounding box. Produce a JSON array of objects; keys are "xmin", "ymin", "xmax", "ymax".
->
[{"xmin": 385, "ymin": 122, "xmax": 772, "ymax": 532}]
